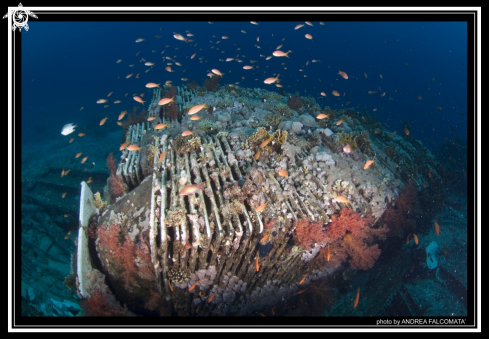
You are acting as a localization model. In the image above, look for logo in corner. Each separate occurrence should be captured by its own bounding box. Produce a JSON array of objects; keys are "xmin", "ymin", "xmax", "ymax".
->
[{"xmin": 3, "ymin": 3, "xmax": 38, "ymax": 32}]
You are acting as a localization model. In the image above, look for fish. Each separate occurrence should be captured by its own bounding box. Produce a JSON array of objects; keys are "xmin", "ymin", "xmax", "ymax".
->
[
  {"xmin": 188, "ymin": 103, "xmax": 208, "ymax": 115},
  {"xmin": 254, "ymin": 150, "xmax": 261, "ymax": 160},
  {"xmin": 418, "ymin": 95, "xmax": 422, "ymax": 100},
  {"xmin": 264, "ymin": 74, "xmax": 280, "ymax": 84},
  {"xmin": 125, "ymin": 73, "xmax": 134, "ymax": 79},
  {"xmin": 127, "ymin": 145, "xmax": 141, "ymax": 151},
  {"xmin": 255, "ymin": 254, "xmax": 260, "ymax": 272},
  {"xmin": 404, "ymin": 127, "xmax": 410, "ymax": 135},
  {"xmin": 103, "ymin": 105, "xmax": 109, "ymax": 108},
  {"xmin": 305, "ymin": 21, "xmax": 313, "ymax": 26},
  {"xmin": 64, "ymin": 214, "xmax": 70, "ymax": 218},
  {"xmin": 158, "ymin": 152, "xmax": 167, "ymax": 162},
  {"xmin": 118, "ymin": 111, "xmax": 127, "ymax": 120},
  {"xmin": 69, "ymin": 138, "xmax": 74, "ymax": 143},
  {"xmin": 226, "ymin": 58, "xmax": 234, "ymax": 62},
  {"xmin": 272, "ymin": 50, "xmax": 292, "ymax": 58},
  {"xmin": 299, "ymin": 274, "xmax": 308, "ymax": 285},
  {"xmin": 380, "ymin": 74, "xmax": 383, "ymax": 79},
  {"xmin": 343, "ymin": 144, "xmax": 352, "ymax": 154},
  {"xmin": 81, "ymin": 155, "xmax": 89, "ymax": 164},
  {"xmin": 305, "ymin": 34, "xmax": 313, "ymax": 40},
  {"xmin": 243, "ymin": 65, "xmax": 254, "ymax": 70},
  {"xmin": 86, "ymin": 178, "xmax": 92, "ymax": 184},
  {"xmin": 353, "ymin": 287, "xmax": 360, "ymax": 308},
  {"xmin": 181, "ymin": 130, "xmax": 194, "ymax": 136},
  {"xmin": 116, "ymin": 59, "xmax": 122, "ymax": 63},
  {"xmin": 278, "ymin": 170, "xmax": 288, "ymax": 177},
  {"xmin": 435, "ymin": 221, "xmax": 440, "ymax": 236},
  {"xmin": 179, "ymin": 183, "xmax": 204, "ymax": 196},
  {"xmin": 265, "ymin": 56, "xmax": 272, "ymax": 60},
  {"xmin": 155, "ymin": 123, "xmax": 168, "ymax": 130},
  {"xmin": 255, "ymin": 202, "xmax": 268, "ymax": 212},
  {"xmin": 364, "ymin": 72, "xmax": 368, "ymax": 78},
  {"xmin": 326, "ymin": 243, "xmax": 330, "ymax": 261},
  {"xmin": 190, "ymin": 115, "xmax": 201, "ymax": 121},
  {"xmin": 260, "ymin": 234, "xmax": 270, "ymax": 243},
  {"xmin": 99, "ymin": 116, "xmax": 108, "ymax": 126},
  {"xmin": 320, "ymin": 92, "xmax": 327, "ymax": 97},
  {"xmin": 211, "ymin": 69, "xmax": 223, "ymax": 77},
  {"xmin": 168, "ymin": 281, "xmax": 174, "ymax": 293},
  {"xmin": 406, "ymin": 234, "xmax": 411, "ymax": 244},
  {"xmin": 295, "ymin": 24, "xmax": 304, "ymax": 30},
  {"xmin": 62, "ymin": 192, "xmax": 67, "ymax": 198},
  {"xmin": 61, "ymin": 169, "xmax": 65, "ymax": 177},
  {"xmin": 364, "ymin": 159, "xmax": 374, "ymax": 169},
  {"xmin": 260, "ymin": 138, "xmax": 272, "ymax": 148},
  {"xmin": 173, "ymin": 33, "xmax": 187, "ymax": 43},
  {"xmin": 135, "ymin": 38, "xmax": 145, "ymax": 43},
  {"xmin": 188, "ymin": 280, "xmax": 200, "ymax": 291},
  {"xmin": 297, "ymin": 289, "xmax": 308, "ymax": 295},
  {"xmin": 368, "ymin": 90, "xmax": 378, "ymax": 94},
  {"xmin": 133, "ymin": 96, "xmax": 145, "ymax": 104},
  {"xmin": 119, "ymin": 141, "xmax": 130, "ymax": 151},
  {"xmin": 336, "ymin": 119, "xmax": 344, "ymax": 126},
  {"xmin": 334, "ymin": 196, "xmax": 350, "ymax": 204},
  {"xmin": 96, "ymin": 98, "xmax": 107, "ymax": 104},
  {"xmin": 413, "ymin": 233, "xmax": 419, "ymax": 245},
  {"xmin": 381, "ymin": 92, "xmax": 386, "ymax": 97},
  {"xmin": 372, "ymin": 108, "xmax": 377, "ymax": 112},
  {"xmin": 250, "ymin": 21, "xmax": 258, "ymax": 25},
  {"xmin": 332, "ymin": 90, "xmax": 340, "ymax": 96},
  {"xmin": 75, "ymin": 152, "xmax": 83, "ymax": 158},
  {"xmin": 114, "ymin": 100, "xmax": 121, "ymax": 104},
  {"xmin": 338, "ymin": 70, "xmax": 348, "ymax": 79},
  {"xmin": 78, "ymin": 132, "xmax": 85, "ymax": 137},
  {"xmin": 64, "ymin": 169, "xmax": 70, "ymax": 176},
  {"xmin": 158, "ymin": 97, "xmax": 175, "ymax": 105},
  {"xmin": 107, "ymin": 92, "xmax": 113, "ymax": 97},
  {"xmin": 316, "ymin": 113, "xmax": 329, "ymax": 120},
  {"xmin": 61, "ymin": 123, "xmax": 77, "ymax": 136},
  {"xmin": 208, "ymin": 289, "xmax": 218, "ymax": 303},
  {"xmin": 147, "ymin": 117, "xmax": 157, "ymax": 121}
]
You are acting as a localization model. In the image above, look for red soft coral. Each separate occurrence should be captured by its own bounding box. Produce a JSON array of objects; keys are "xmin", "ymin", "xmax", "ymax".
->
[
  {"xmin": 343, "ymin": 235, "xmax": 381, "ymax": 270},
  {"xmin": 293, "ymin": 218, "xmax": 328, "ymax": 250},
  {"xmin": 327, "ymin": 207, "xmax": 373, "ymax": 242},
  {"xmin": 80, "ymin": 289, "xmax": 127, "ymax": 316}
]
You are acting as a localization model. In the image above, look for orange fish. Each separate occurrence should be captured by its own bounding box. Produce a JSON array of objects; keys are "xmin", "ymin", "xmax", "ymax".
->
[
  {"xmin": 147, "ymin": 117, "xmax": 157, "ymax": 121},
  {"xmin": 260, "ymin": 138, "xmax": 272, "ymax": 148},
  {"xmin": 334, "ymin": 196, "xmax": 350, "ymax": 204},
  {"xmin": 179, "ymin": 183, "xmax": 204, "ymax": 196},
  {"xmin": 255, "ymin": 202, "xmax": 268, "ymax": 212},
  {"xmin": 368, "ymin": 90, "xmax": 378, "ymax": 94},
  {"xmin": 188, "ymin": 103, "xmax": 208, "ymax": 115},
  {"xmin": 103, "ymin": 105, "xmax": 109, "ymax": 108},
  {"xmin": 435, "ymin": 221, "xmax": 440, "ymax": 236},
  {"xmin": 380, "ymin": 74, "xmax": 383, "ymax": 79},
  {"xmin": 381, "ymin": 92, "xmax": 386, "ymax": 97},
  {"xmin": 78, "ymin": 133, "xmax": 85, "ymax": 137},
  {"xmin": 299, "ymin": 274, "xmax": 308, "ymax": 285},
  {"xmin": 326, "ymin": 243, "xmax": 330, "ymax": 261},
  {"xmin": 61, "ymin": 169, "xmax": 65, "ymax": 177},
  {"xmin": 316, "ymin": 113, "xmax": 329, "ymax": 120},
  {"xmin": 353, "ymin": 287, "xmax": 360, "ymax": 308},
  {"xmin": 320, "ymin": 92, "xmax": 327, "ymax": 97},
  {"xmin": 182, "ymin": 130, "xmax": 194, "ymax": 136},
  {"xmin": 62, "ymin": 192, "xmax": 67, "ymax": 198},
  {"xmin": 211, "ymin": 69, "xmax": 223, "ymax": 77},
  {"xmin": 168, "ymin": 281, "xmax": 174, "ymax": 293},
  {"xmin": 338, "ymin": 70, "xmax": 348, "ymax": 79},
  {"xmin": 190, "ymin": 115, "xmax": 201, "ymax": 121},
  {"xmin": 159, "ymin": 152, "xmax": 167, "ymax": 162},
  {"xmin": 305, "ymin": 34, "xmax": 313, "ymax": 40},
  {"xmin": 343, "ymin": 144, "xmax": 352, "ymax": 154},
  {"xmin": 64, "ymin": 235, "xmax": 69, "ymax": 240},
  {"xmin": 158, "ymin": 97, "xmax": 175, "ymax": 106},
  {"xmin": 243, "ymin": 65, "xmax": 254, "ymax": 70},
  {"xmin": 188, "ymin": 280, "xmax": 200, "ymax": 291},
  {"xmin": 96, "ymin": 98, "xmax": 107, "ymax": 104},
  {"xmin": 294, "ymin": 24, "xmax": 304, "ymax": 30},
  {"xmin": 113, "ymin": 100, "xmax": 121, "ymax": 104},
  {"xmin": 255, "ymin": 254, "xmax": 260, "ymax": 272},
  {"xmin": 145, "ymin": 82, "xmax": 161, "ymax": 88},
  {"xmin": 155, "ymin": 123, "xmax": 168, "ymax": 130},
  {"xmin": 278, "ymin": 170, "xmax": 288, "ymax": 178},
  {"xmin": 75, "ymin": 152, "xmax": 82, "ymax": 158},
  {"xmin": 116, "ymin": 122, "xmax": 123, "ymax": 126},
  {"xmin": 126, "ymin": 73, "xmax": 133, "ymax": 79},
  {"xmin": 272, "ymin": 50, "xmax": 292, "ymax": 58},
  {"xmin": 404, "ymin": 127, "xmax": 410, "ymax": 135},
  {"xmin": 413, "ymin": 233, "xmax": 419, "ymax": 245},
  {"xmin": 208, "ymin": 289, "xmax": 218, "ymax": 303},
  {"xmin": 364, "ymin": 72, "xmax": 368, "ymax": 78},
  {"xmin": 81, "ymin": 155, "xmax": 89, "ymax": 164},
  {"xmin": 364, "ymin": 159, "xmax": 374, "ymax": 169},
  {"xmin": 264, "ymin": 74, "xmax": 280, "ymax": 84},
  {"xmin": 297, "ymin": 289, "xmax": 308, "ymax": 294},
  {"xmin": 64, "ymin": 169, "xmax": 70, "ymax": 176},
  {"xmin": 127, "ymin": 145, "xmax": 141, "ymax": 151},
  {"xmin": 133, "ymin": 96, "xmax": 145, "ymax": 104},
  {"xmin": 332, "ymin": 90, "xmax": 340, "ymax": 97},
  {"xmin": 260, "ymin": 234, "xmax": 270, "ymax": 243},
  {"xmin": 336, "ymin": 119, "xmax": 344, "ymax": 126},
  {"xmin": 86, "ymin": 178, "xmax": 93, "ymax": 184},
  {"xmin": 100, "ymin": 116, "xmax": 108, "ymax": 126},
  {"xmin": 254, "ymin": 150, "xmax": 261, "ymax": 160},
  {"xmin": 305, "ymin": 21, "xmax": 313, "ymax": 26},
  {"xmin": 69, "ymin": 138, "xmax": 74, "ymax": 143},
  {"xmin": 406, "ymin": 234, "xmax": 411, "ymax": 244},
  {"xmin": 118, "ymin": 111, "xmax": 127, "ymax": 120},
  {"xmin": 119, "ymin": 141, "xmax": 130, "ymax": 151}
]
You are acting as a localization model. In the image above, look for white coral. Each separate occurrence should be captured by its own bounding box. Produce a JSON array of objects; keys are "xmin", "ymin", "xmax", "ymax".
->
[{"xmin": 291, "ymin": 121, "xmax": 303, "ymax": 134}]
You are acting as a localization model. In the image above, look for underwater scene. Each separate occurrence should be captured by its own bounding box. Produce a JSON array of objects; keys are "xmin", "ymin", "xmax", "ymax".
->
[{"xmin": 19, "ymin": 20, "xmax": 469, "ymax": 319}]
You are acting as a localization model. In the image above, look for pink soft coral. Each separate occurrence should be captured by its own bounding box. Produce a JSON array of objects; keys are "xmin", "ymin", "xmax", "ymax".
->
[
  {"xmin": 327, "ymin": 207, "xmax": 373, "ymax": 241},
  {"xmin": 293, "ymin": 218, "xmax": 328, "ymax": 250}
]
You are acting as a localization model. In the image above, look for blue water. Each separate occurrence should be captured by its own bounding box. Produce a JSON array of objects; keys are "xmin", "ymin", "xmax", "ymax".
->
[{"xmin": 22, "ymin": 21, "xmax": 467, "ymax": 150}]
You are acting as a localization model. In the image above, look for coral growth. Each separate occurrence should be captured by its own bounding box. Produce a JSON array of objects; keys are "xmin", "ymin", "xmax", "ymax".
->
[
  {"xmin": 120, "ymin": 107, "xmax": 146, "ymax": 130},
  {"xmin": 273, "ymin": 104, "xmax": 292, "ymax": 118},
  {"xmin": 293, "ymin": 217, "xmax": 328, "ymax": 250},
  {"xmin": 203, "ymin": 74, "xmax": 221, "ymax": 91},
  {"xmin": 80, "ymin": 289, "xmax": 127, "ymax": 316},
  {"xmin": 107, "ymin": 152, "xmax": 124, "ymax": 202},
  {"xmin": 287, "ymin": 94, "xmax": 303, "ymax": 111},
  {"xmin": 162, "ymin": 86, "xmax": 179, "ymax": 121}
]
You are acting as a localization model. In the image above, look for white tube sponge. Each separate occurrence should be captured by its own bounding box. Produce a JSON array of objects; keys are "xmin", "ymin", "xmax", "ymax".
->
[
  {"xmin": 426, "ymin": 241, "xmax": 439, "ymax": 270},
  {"xmin": 77, "ymin": 182, "xmax": 96, "ymax": 298}
]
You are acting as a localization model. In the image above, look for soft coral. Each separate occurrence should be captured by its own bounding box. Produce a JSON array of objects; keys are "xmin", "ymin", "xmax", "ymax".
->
[{"xmin": 293, "ymin": 217, "xmax": 328, "ymax": 250}]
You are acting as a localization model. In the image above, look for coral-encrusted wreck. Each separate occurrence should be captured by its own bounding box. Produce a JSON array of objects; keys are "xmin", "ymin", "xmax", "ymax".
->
[{"xmin": 74, "ymin": 84, "xmax": 444, "ymax": 316}]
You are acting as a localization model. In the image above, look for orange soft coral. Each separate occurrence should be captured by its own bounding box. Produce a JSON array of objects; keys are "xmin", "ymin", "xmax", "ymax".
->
[
  {"xmin": 293, "ymin": 218, "xmax": 328, "ymax": 250},
  {"xmin": 327, "ymin": 207, "xmax": 373, "ymax": 242}
]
